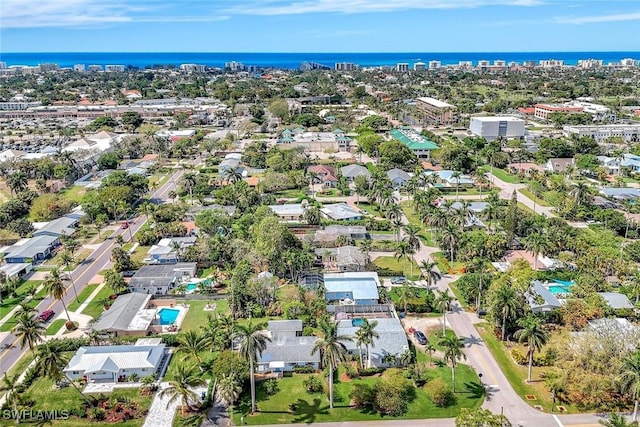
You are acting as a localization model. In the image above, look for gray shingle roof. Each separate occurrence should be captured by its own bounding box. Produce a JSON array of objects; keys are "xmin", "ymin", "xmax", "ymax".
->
[
  {"xmin": 337, "ymin": 317, "xmax": 409, "ymax": 359},
  {"xmin": 597, "ymin": 292, "xmax": 634, "ymax": 309},
  {"xmin": 92, "ymin": 293, "xmax": 151, "ymax": 332},
  {"xmin": 341, "ymin": 164, "xmax": 370, "ymax": 179}
]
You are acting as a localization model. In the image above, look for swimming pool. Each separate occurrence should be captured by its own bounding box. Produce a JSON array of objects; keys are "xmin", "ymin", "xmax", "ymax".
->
[
  {"xmin": 552, "ymin": 279, "xmax": 575, "ymax": 286},
  {"xmin": 186, "ymin": 283, "xmax": 197, "ymax": 292},
  {"xmin": 548, "ymin": 285, "xmax": 572, "ymax": 295},
  {"xmin": 351, "ymin": 318, "xmax": 365, "ymax": 327},
  {"xmin": 157, "ymin": 308, "xmax": 180, "ymax": 325}
]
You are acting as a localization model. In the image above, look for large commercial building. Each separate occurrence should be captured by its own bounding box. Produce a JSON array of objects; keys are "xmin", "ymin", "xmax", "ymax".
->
[
  {"xmin": 534, "ymin": 101, "xmax": 611, "ymax": 121},
  {"xmin": 335, "ymin": 62, "xmax": 357, "ymax": 71},
  {"xmin": 415, "ymin": 97, "xmax": 456, "ymax": 125},
  {"xmin": 469, "ymin": 116, "xmax": 525, "ymax": 141},
  {"xmin": 563, "ymin": 124, "xmax": 640, "ymax": 143}
]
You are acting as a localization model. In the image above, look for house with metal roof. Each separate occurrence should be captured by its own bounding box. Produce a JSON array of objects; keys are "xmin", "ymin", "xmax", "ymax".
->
[
  {"xmin": 268, "ymin": 203, "xmax": 307, "ymax": 222},
  {"xmin": 600, "ymin": 187, "xmax": 640, "ymax": 200},
  {"xmin": 320, "ymin": 203, "xmax": 362, "ymax": 221},
  {"xmin": 526, "ymin": 281, "xmax": 562, "ymax": 313},
  {"xmin": 597, "ymin": 292, "xmax": 634, "ymax": 310},
  {"xmin": 3, "ymin": 235, "xmax": 60, "ymax": 264},
  {"xmin": 387, "ymin": 168, "xmax": 411, "ymax": 187},
  {"xmin": 341, "ymin": 164, "xmax": 370, "ymax": 182},
  {"xmin": 128, "ymin": 263, "xmax": 197, "ymax": 294},
  {"xmin": 92, "ymin": 293, "xmax": 155, "ymax": 337},
  {"xmin": 426, "ymin": 170, "xmax": 475, "ymax": 187},
  {"xmin": 324, "ymin": 272, "xmax": 380, "ymax": 305},
  {"xmin": 64, "ymin": 338, "xmax": 166, "ymax": 382},
  {"xmin": 315, "ymin": 246, "xmax": 366, "ymax": 272},
  {"xmin": 144, "ymin": 237, "xmax": 197, "ymax": 265},
  {"xmin": 337, "ymin": 317, "xmax": 409, "ymax": 367},
  {"xmin": 389, "ymin": 128, "xmax": 439, "ymax": 159},
  {"xmin": 313, "ymin": 225, "xmax": 367, "ymax": 245},
  {"xmin": 33, "ymin": 215, "xmax": 80, "ymax": 238},
  {"xmin": 257, "ymin": 320, "xmax": 320, "ymax": 374}
]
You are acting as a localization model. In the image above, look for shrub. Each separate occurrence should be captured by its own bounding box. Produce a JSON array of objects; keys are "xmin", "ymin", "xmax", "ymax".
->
[
  {"xmin": 88, "ymin": 408, "xmax": 106, "ymax": 421},
  {"xmin": 408, "ymin": 363, "xmax": 429, "ymax": 387},
  {"xmin": 374, "ymin": 377, "xmax": 413, "ymax": 416},
  {"xmin": 427, "ymin": 378, "xmax": 455, "ymax": 407},
  {"xmin": 359, "ymin": 367, "xmax": 385, "ymax": 376},
  {"xmin": 263, "ymin": 379, "xmax": 279, "ymax": 396},
  {"xmin": 344, "ymin": 364, "xmax": 359, "ymax": 379},
  {"xmin": 349, "ymin": 383, "xmax": 375, "ymax": 408},
  {"xmin": 303, "ymin": 375, "xmax": 324, "ymax": 393},
  {"xmin": 510, "ymin": 348, "xmax": 528, "ymax": 365},
  {"xmin": 293, "ymin": 366, "xmax": 315, "ymax": 374},
  {"xmin": 65, "ymin": 321, "xmax": 77, "ymax": 331}
]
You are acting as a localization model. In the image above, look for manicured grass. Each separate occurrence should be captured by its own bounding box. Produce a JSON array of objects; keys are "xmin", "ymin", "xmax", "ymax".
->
[
  {"xmin": 231, "ymin": 366, "xmax": 483, "ymax": 425},
  {"xmin": 179, "ymin": 299, "xmax": 230, "ymax": 332},
  {"xmin": 427, "ymin": 329, "xmax": 458, "ymax": 351},
  {"xmin": 400, "ymin": 202, "xmax": 422, "ymax": 228},
  {"xmin": 130, "ymin": 246, "xmax": 151, "ymax": 264},
  {"xmin": 80, "ymin": 285, "xmax": 114, "ymax": 319},
  {"xmin": 0, "ymin": 281, "xmax": 44, "ymax": 319},
  {"xmin": 356, "ymin": 202, "xmax": 382, "ymax": 217},
  {"xmin": 0, "ymin": 287, "xmax": 49, "ymax": 332},
  {"xmin": 476, "ymin": 323, "xmax": 578, "ymax": 414},
  {"xmin": 479, "ymin": 166, "xmax": 522, "ymax": 184},
  {"xmin": 431, "ymin": 252, "xmax": 465, "ymax": 275},
  {"xmin": 275, "ymin": 189, "xmax": 307, "ymax": 198},
  {"xmin": 518, "ymin": 188, "xmax": 550, "ymax": 207},
  {"xmin": 67, "ymin": 283, "xmax": 99, "ymax": 312},
  {"xmin": 58, "ymin": 185, "xmax": 87, "ymax": 203},
  {"xmin": 373, "ymin": 256, "xmax": 421, "ymax": 281},
  {"xmin": 46, "ymin": 318, "xmax": 67, "ymax": 335},
  {"xmin": 448, "ymin": 279, "xmax": 468, "ymax": 307}
]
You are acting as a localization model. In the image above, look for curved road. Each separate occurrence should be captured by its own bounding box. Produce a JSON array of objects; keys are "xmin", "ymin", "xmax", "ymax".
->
[{"xmin": 0, "ymin": 167, "xmax": 186, "ymax": 376}]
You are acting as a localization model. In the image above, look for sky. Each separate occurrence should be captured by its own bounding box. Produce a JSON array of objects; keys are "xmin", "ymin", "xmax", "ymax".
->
[{"xmin": 1, "ymin": 0, "xmax": 639, "ymax": 52}]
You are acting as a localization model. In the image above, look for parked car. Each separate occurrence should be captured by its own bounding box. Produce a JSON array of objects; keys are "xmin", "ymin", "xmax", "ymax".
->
[
  {"xmin": 413, "ymin": 330, "xmax": 428, "ymax": 345},
  {"xmin": 121, "ymin": 270, "xmax": 136, "ymax": 277},
  {"xmin": 391, "ymin": 276, "xmax": 407, "ymax": 284},
  {"xmin": 120, "ymin": 221, "xmax": 129, "ymax": 229},
  {"xmin": 37, "ymin": 310, "xmax": 55, "ymax": 322}
]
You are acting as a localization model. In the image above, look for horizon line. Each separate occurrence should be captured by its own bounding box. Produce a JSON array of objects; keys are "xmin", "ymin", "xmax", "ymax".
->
[{"xmin": 2, "ymin": 50, "xmax": 639, "ymax": 54}]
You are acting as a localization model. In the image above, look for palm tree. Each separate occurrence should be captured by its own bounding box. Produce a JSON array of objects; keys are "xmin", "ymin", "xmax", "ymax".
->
[
  {"xmin": 177, "ymin": 330, "xmax": 211, "ymax": 366},
  {"xmin": 216, "ymin": 374, "xmax": 241, "ymax": 417},
  {"xmin": 12, "ymin": 312, "xmax": 45, "ymax": 351},
  {"xmin": 435, "ymin": 289, "xmax": 454, "ymax": 336},
  {"xmin": 35, "ymin": 341, "xmax": 92, "ymax": 406},
  {"xmin": 571, "ymin": 182, "xmax": 591, "ymax": 206},
  {"xmin": 394, "ymin": 241, "xmax": 411, "ymax": 277},
  {"xmin": 234, "ymin": 321, "xmax": 271, "ymax": 414},
  {"xmin": 451, "ymin": 171, "xmax": 462, "ymax": 201},
  {"xmin": 311, "ymin": 320, "xmax": 352, "ymax": 409},
  {"xmin": 495, "ymin": 283, "xmax": 518, "ymax": 341},
  {"xmin": 181, "ymin": 172, "xmax": 197, "ymax": 206},
  {"xmin": 440, "ymin": 223, "xmax": 460, "ymax": 265},
  {"xmin": 44, "ymin": 268, "xmax": 71, "ymax": 324},
  {"xmin": 396, "ymin": 281, "xmax": 416, "ymax": 315},
  {"xmin": 59, "ymin": 252, "xmax": 79, "ymax": 303},
  {"xmin": 620, "ymin": 350, "xmax": 640, "ymax": 422},
  {"xmin": 0, "ymin": 374, "xmax": 21, "ymax": 419},
  {"xmin": 227, "ymin": 167, "xmax": 243, "ymax": 184},
  {"xmin": 599, "ymin": 413, "xmax": 638, "ymax": 427},
  {"xmin": 160, "ymin": 364, "xmax": 206, "ymax": 416},
  {"xmin": 420, "ymin": 260, "xmax": 441, "ymax": 288},
  {"xmin": 6, "ymin": 171, "xmax": 28, "ymax": 195},
  {"xmin": 355, "ymin": 319, "xmax": 379, "ymax": 369},
  {"xmin": 513, "ymin": 315, "xmax": 549, "ymax": 383},
  {"xmin": 440, "ymin": 335, "xmax": 466, "ymax": 392},
  {"xmin": 523, "ymin": 232, "xmax": 550, "ymax": 270}
]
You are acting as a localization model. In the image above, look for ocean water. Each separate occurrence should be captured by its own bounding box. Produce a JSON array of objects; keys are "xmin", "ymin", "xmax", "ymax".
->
[{"xmin": 0, "ymin": 52, "xmax": 638, "ymax": 69}]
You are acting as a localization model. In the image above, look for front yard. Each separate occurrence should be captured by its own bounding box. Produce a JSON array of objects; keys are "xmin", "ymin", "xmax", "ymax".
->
[{"xmin": 373, "ymin": 256, "xmax": 421, "ymax": 281}]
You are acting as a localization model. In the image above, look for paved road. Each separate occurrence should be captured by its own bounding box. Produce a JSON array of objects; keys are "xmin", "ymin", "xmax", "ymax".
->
[{"xmin": 0, "ymin": 167, "xmax": 186, "ymax": 376}]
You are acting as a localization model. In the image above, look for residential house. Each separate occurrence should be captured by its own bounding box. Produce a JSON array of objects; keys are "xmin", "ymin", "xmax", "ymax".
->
[
  {"xmin": 257, "ymin": 320, "xmax": 320, "ymax": 374},
  {"xmin": 308, "ymin": 165, "xmax": 338, "ymax": 187},
  {"xmin": 3, "ymin": 235, "xmax": 60, "ymax": 264},
  {"xmin": 506, "ymin": 163, "xmax": 544, "ymax": 176},
  {"xmin": 526, "ymin": 281, "xmax": 562, "ymax": 313},
  {"xmin": 128, "ymin": 262, "xmax": 197, "ymax": 294},
  {"xmin": 600, "ymin": 187, "xmax": 640, "ymax": 201},
  {"xmin": 324, "ymin": 272, "xmax": 380, "ymax": 305},
  {"xmin": 184, "ymin": 204, "xmax": 236, "ymax": 222},
  {"xmin": 596, "ymin": 292, "xmax": 634, "ymax": 310},
  {"xmin": 597, "ymin": 156, "xmax": 621, "ymax": 175},
  {"xmin": 144, "ymin": 237, "xmax": 197, "ymax": 264},
  {"xmin": 341, "ymin": 164, "xmax": 370, "ymax": 182},
  {"xmin": 33, "ymin": 215, "xmax": 80, "ymax": 238},
  {"xmin": 389, "ymin": 128, "xmax": 439, "ymax": 158},
  {"xmin": 315, "ymin": 246, "xmax": 366, "ymax": 272},
  {"xmin": 387, "ymin": 168, "xmax": 411, "ymax": 188},
  {"xmin": 621, "ymin": 153, "xmax": 640, "ymax": 173},
  {"xmin": 321, "ymin": 203, "xmax": 362, "ymax": 221},
  {"xmin": 0, "ymin": 262, "xmax": 33, "ymax": 280},
  {"xmin": 426, "ymin": 170, "xmax": 475, "ymax": 188},
  {"xmin": 268, "ymin": 203, "xmax": 307, "ymax": 222},
  {"xmin": 64, "ymin": 338, "xmax": 166, "ymax": 382},
  {"xmin": 92, "ymin": 293, "xmax": 155, "ymax": 337},
  {"xmin": 337, "ymin": 317, "xmax": 410, "ymax": 368},
  {"xmin": 545, "ymin": 158, "xmax": 575, "ymax": 173},
  {"xmin": 313, "ymin": 225, "xmax": 367, "ymax": 245}
]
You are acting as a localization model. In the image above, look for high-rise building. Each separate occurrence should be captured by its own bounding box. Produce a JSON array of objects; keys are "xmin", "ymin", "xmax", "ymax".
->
[
  {"xmin": 300, "ymin": 62, "xmax": 330, "ymax": 71},
  {"xmin": 621, "ymin": 58, "xmax": 639, "ymax": 67},
  {"xmin": 415, "ymin": 97, "xmax": 457, "ymax": 125},
  {"xmin": 578, "ymin": 59, "xmax": 603, "ymax": 69},
  {"xmin": 39, "ymin": 63, "xmax": 60, "ymax": 72},
  {"xmin": 105, "ymin": 65, "xmax": 125, "ymax": 72},
  {"xmin": 73, "ymin": 64, "xmax": 85, "ymax": 72},
  {"xmin": 88, "ymin": 65, "xmax": 103, "ymax": 72},
  {"xmin": 413, "ymin": 62, "xmax": 426, "ymax": 71},
  {"xmin": 477, "ymin": 60, "xmax": 490, "ymax": 69},
  {"xmin": 224, "ymin": 61, "xmax": 245, "ymax": 72},
  {"xmin": 493, "ymin": 60, "xmax": 506, "ymax": 68},
  {"xmin": 458, "ymin": 61, "xmax": 473, "ymax": 69},
  {"xmin": 180, "ymin": 64, "xmax": 206, "ymax": 72},
  {"xmin": 539, "ymin": 59, "xmax": 564, "ymax": 68},
  {"xmin": 0, "ymin": 62, "xmax": 7, "ymax": 70},
  {"xmin": 428, "ymin": 60, "xmax": 441, "ymax": 70},
  {"xmin": 335, "ymin": 62, "xmax": 357, "ymax": 71},
  {"xmin": 396, "ymin": 63, "xmax": 409, "ymax": 72},
  {"xmin": 523, "ymin": 60, "xmax": 537, "ymax": 67}
]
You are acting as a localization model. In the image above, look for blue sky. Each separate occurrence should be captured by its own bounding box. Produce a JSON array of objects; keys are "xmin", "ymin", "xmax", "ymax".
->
[{"xmin": 1, "ymin": 0, "xmax": 639, "ymax": 52}]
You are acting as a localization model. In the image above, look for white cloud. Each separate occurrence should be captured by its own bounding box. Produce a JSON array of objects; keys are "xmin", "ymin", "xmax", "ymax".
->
[
  {"xmin": 555, "ymin": 11, "xmax": 640, "ymax": 24},
  {"xmin": 226, "ymin": 0, "xmax": 542, "ymax": 15},
  {"xmin": 0, "ymin": 0, "xmax": 228, "ymax": 28}
]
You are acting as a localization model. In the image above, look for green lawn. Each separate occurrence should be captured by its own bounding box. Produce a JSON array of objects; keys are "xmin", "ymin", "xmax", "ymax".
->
[
  {"xmin": 58, "ymin": 185, "xmax": 87, "ymax": 203},
  {"xmin": 130, "ymin": 246, "xmax": 151, "ymax": 264},
  {"xmin": 0, "ymin": 287, "xmax": 50, "ymax": 332},
  {"xmin": 179, "ymin": 299, "xmax": 230, "ymax": 332},
  {"xmin": 357, "ymin": 202, "xmax": 382, "ymax": 217},
  {"xmin": 46, "ymin": 318, "xmax": 67, "ymax": 335},
  {"xmin": 400, "ymin": 202, "xmax": 422, "ymax": 227},
  {"xmin": 68, "ymin": 283, "xmax": 99, "ymax": 312},
  {"xmin": 231, "ymin": 366, "xmax": 483, "ymax": 425},
  {"xmin": 479, "ymin": 166, "xmax": 522, "ymax": 184},
  {"xmin": 0, "ymin": 281, "xmax": 44, "ymax": 319},
  {"xmin": 518, "ymin": 188, "xmax": 550, "ymax": 207},
  {"xmin": 431, "ymin": 252, "xmax": 465, "ymax": 275},
  {"xmin": 373, "ymin": 256, "xmax": 421, "ymax": 281},
  {"xmin": 80, "ymin": 285, "xmax": 114, "ymax": 319}
]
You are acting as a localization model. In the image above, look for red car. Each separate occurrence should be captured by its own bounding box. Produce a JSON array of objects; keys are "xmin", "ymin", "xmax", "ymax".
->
[
  {"xmin": 121, "ymin": 221, "xmax": 129, "ymax": 229},
  {"xmin": 37, "ymin": 310, "xmax": 55, "ymax": 322}
]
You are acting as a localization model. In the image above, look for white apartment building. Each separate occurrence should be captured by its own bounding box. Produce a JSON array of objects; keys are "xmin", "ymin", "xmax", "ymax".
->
[
  {"xmin": 540, "ymin": 59, "xmax": 564, "ymax": 68},
  {"xmin": 428, "ymin": 60, "xmax": 441, "ymax": 69},
  {"xmin": 477, "ymin": 60, "xmax": 490, "ymax": 69},
  {"xmin": 563, "ymin": 124, "xmax": 640, "ymax": 143},
  {"xmin": 335, "ymin": 62, "xmax": 357, "ymax": 71},
  {"xmin": 88, "ymin": 65, "xmax": 103, "ymax": 72},
  {"xmin": 621, "ymin": 58, "xmax": 639, "ymax": 67},
  {"xmin": 415, "ymin": 97, "xmax": 456, "ymax": 125},
  {"xmin": 396, "ymin": 63, "xmax": 409, "ymax": 72},
  {"xmin": 470, "ymin": 116, "xmax": 525, "ymax": 141},
  {"xmin": 105, "ymin": 65, "xmax": 125, "ymax": 72},
  {"xmin": 0, "ymin": 101, "xmax": 42, "ymax": 111},
  {"xmin": 459, "ymin": 61, "xmax": 473, "ymax": 68},
  {"xmin": 180, "ymin": 64, "xmax": 206, "ymax": 72},
  {"xmin": 578, "ymin": 59, "xmax": 603, "ymax": 69},
  {"xmin": 413, "ymin": 62, "xmax": 426, "ymax": 71},
  {"xmin": 494, "ymin": 60, "xmax": 506, "ymax": 67},
  {"xmin": 73, "ymin": 64, "xmax": 85, "ymax": 72}
]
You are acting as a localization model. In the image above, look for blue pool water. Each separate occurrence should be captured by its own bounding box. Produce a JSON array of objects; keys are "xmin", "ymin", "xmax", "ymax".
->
[
  {"xmin": 186, "ymin": 284, "xmax": 197, "ymax": 291},
  {"xmin": 158, "ymin": 308, "xmax": 180, "ymax": 325},
  {"xmin": 552, "ymin": 279, "xmax": 575, "ymax": 286},
  {"xmin": 548, "ymin": 285, "xmax": 571, "ymax": 295},
  {"xmin": 351, "ymin": 318, "xmax": 365, "ymax": 327}
]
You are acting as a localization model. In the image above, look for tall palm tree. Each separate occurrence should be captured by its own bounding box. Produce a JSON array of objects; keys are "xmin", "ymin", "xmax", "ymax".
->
[
  {"xmin": 181, "ymin": 172, "xmax": 197, "ymax": 206},
  {"xmin": 234, "ymin": 321, "xmax": 271, "ymax": 414},
  {"xmin": 160, "ymin": 364, "xmax": 206, "ymax": 416},
  {"xmin": 394, "ymin": 241, "xmax": 411, "ymax": 277},
  {"xmin": 599, "ymin": 413, "xmax": 638, "ymax": 427},
  {"xmin": 59, "ymin": 252, "xmax": 79, "ymax": 303},
  {"xmin": 355, "ymin": 319, "xmax": 379, "ymax": 369},
  {"xmin": 435, "ymin": 289, "xmax": 454, "ymax": 336},
  {"xmin": 403, "ymin": 224, "xmax": 421, "ymax": 276},
  {"xmin": 620, "ymin": 350, "xmax": 640, "ymax": 422},
  {"xmin": 311, "ymin": 320, "xmax": 352, "ymax": 409},
  {"xmin": 439, "ymin": 223, "xmax": 460, "ymax": 265},
  {"xmin": 6, "ymin": 171, "xmax": 28, "ymax": 195},
  {"xmin": 523, "ymin": 232, "xmax": 550, "ymax": 270},
  {"xmin": 495, "ymin": 283, "xmax": 518, "ymax": 341},
  {"xmin": 35, "ymin": 341, "xmax": 92, "ymax": 406},
  {"xmin": 420, "ymin": 259, "xmax": 441, "ymax": 288},
  {"xmin": 44, "ymin": 268, "xmax": 72, "ymax": 323},
  {"xmin": 227, "ymin": 167, "xmax": 243, "ymax": 184},
  {"xmin": 513, "ymin": 315, "xmax": 549, "ymax": 383},
  {"xmin": 440, "ymin": 335, "xmax": 467, "ymax": 392},
  {"xmin": 216, "ymin": 374, "xmax": 241, "ymax": 417},
  {"xmin": 451, "ymin": 171, "xmax": 462, "ymax": 201},
  {"xmin": 571, "ymin": 182, "xmax": 591, "ymax": 206},
  {"xmin": 177, "ymin": 330, "xmax": 212, "ymax": 366},
  {"xmin": 0, "ymin": 374, "xmax": 21, "ymax": 419},
  {"xmin": 12, "ymin": 312, "xmax": 45, "ymax": 351}
]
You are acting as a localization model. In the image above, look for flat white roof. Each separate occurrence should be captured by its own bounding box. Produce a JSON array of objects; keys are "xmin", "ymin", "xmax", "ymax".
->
[
  {"xmin": 471, "ymin": 116, "xmax": 524, "ymax": 122},
  {"xmin": 416, "ymin": 97, "xmax": 454, "ymax": 108}
]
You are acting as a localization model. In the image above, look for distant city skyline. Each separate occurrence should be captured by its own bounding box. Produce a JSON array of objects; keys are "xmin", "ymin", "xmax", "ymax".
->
[{"xmin": 1, "ymin": 0, "xmax": 639, "ymax": 52}]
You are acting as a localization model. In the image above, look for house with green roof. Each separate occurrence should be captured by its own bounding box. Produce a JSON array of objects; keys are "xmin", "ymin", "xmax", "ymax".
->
[{"xmin": 389, "ymin": 127, "xmax": 439, "ymax": 159}]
